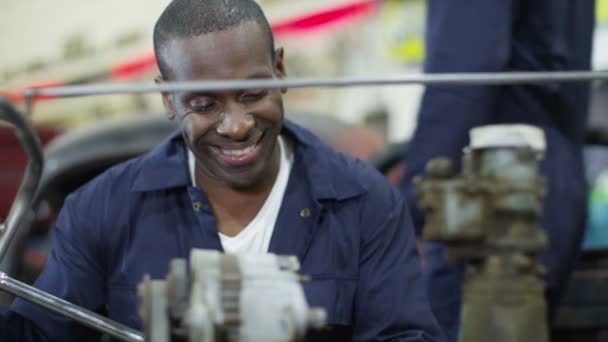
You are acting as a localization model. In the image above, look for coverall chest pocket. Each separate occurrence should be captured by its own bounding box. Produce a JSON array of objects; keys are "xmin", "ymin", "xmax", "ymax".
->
[{"xmin": 303, "ymin": 276, "xmax": 357, "ymax": 326}]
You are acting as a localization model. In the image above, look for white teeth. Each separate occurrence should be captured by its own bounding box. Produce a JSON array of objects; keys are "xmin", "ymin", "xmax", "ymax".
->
[{"xmin": 221, "ymin": 144, "xmax": 256, "ymax": 156}]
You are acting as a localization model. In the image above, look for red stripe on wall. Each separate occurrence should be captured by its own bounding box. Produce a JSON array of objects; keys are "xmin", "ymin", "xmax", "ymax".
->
[
  {"xmin": 110, "ymin": 54, "xmax": 158, "ymax": 80},
  {"xmin": 272, "ymin": 0, "xmax": 377, "ymax": 37}
]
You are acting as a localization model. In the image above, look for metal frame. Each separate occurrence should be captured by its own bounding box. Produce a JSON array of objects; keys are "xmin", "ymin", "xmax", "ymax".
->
[
  {"xmin": 0, "ymin": 98, "xmax": 144, "ymax": 342},
  {"xmin": 1, "ymin": 69, "xmax": 608, "ymax": 341},
  {"xmin": 0, "ymin": 98, "xmax": 43, "ymax": 262}
]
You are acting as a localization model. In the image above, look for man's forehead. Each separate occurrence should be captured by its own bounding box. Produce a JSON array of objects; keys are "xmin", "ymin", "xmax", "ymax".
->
[
  {"xmin": 164, "ymin": 21, "xmax": 269, "ymax": 55},
  {"xmin": 161, "ymin": 22, "xmax": 274, "ymax": 79}
]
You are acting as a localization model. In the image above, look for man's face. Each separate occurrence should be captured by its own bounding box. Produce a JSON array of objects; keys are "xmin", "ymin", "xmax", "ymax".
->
[{"xmin": 159, "ymin": 21, "xmax": 286, "ymax": 190}]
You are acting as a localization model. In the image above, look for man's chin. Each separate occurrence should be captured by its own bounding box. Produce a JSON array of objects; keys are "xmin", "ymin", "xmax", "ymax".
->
[
  {"xmin": 221, "ymin": 176, "xmax": 264, "ymax": 192},
  {"xmin": 210, "ymin": 164, "xmax": 266, "ymax": 190}
]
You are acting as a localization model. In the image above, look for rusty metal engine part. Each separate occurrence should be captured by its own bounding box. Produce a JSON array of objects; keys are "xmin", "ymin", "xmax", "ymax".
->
[{"xmin": 415, "ymin": 124, "xmax": 549, "ymax": 342}]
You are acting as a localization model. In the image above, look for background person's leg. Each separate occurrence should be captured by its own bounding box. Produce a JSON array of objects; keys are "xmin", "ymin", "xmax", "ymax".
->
[
  {"xmin": 538, "ymin": 128, "xmax": 588, "ymax": 319},
  {"xmin": 422, "ymin": 242, "xmax": 464, "ymax": 342}
]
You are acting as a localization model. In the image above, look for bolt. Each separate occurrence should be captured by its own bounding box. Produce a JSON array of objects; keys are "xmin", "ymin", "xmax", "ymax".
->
[{"xmin": 426, "ymin": 158, "xmax": 453, "ymax": 178}]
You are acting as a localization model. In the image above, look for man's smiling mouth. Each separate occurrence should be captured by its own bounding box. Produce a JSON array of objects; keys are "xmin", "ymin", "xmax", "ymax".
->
[
  {"xmin": 209, "ymin": 131, "xmax": 265, "ymax": 166},
  {"xmin": 220, "ymin": 144, "xmax": 257, "ymax": 156}
]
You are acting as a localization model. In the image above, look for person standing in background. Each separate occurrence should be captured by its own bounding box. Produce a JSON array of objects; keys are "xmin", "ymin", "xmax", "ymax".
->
[{"xmin": 401, "ymin": 1, "xmax": 595, "ymax": 341}]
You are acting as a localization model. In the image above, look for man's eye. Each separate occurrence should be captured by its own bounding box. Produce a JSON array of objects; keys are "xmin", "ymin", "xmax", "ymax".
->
[
  {"xmin": 241, "ymin": 89, "xmax": 268, "ymax": 102},
  {"xmin": 189, "ymin": 100, "xmax": 215, "ymax": 112}
]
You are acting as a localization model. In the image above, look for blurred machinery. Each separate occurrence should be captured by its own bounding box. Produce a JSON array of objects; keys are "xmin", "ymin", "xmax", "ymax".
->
[
  {"xmin": 138, "ymin": 250, "xmax": 325, "ymax": 342},
  {"xmin": 415, "ymin": 125, "xmax": 550, "ymax": 342}
]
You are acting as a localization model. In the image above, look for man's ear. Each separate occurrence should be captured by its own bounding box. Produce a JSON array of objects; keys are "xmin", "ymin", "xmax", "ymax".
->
[
  {"xmin": 274, "ymin": 47, "xmax": 288, "ymax": 94},
  {"xmin": 155, "ymin": 75, "xmax": 177, "ymax": 120}
]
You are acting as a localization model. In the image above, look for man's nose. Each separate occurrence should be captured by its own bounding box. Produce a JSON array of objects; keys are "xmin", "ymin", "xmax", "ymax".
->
[{"xmin": 216, "ymin": 109, "xmax": 255, "ymax": 140}]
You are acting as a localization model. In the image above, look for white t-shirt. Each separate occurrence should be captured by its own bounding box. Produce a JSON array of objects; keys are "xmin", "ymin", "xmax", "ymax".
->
[{"xmin": 188, "ymin": 136, "xmax": 293, "ymax": 253}]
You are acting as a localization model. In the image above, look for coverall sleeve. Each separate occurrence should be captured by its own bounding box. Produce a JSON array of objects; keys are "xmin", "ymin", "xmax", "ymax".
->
[
  {"xmin": 403, "ymin": 0, "xmax": 515, "ymax": 232},
  {"xmin": 352, "ymin": 185, "xmax": 444, "ymax": 342},
  {"xmin": 2, "ymin": 191, "xmax": 107, "ymax": 341}
]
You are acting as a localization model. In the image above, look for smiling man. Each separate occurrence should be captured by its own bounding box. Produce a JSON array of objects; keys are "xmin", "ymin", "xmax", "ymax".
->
[{"xmin": 0, "ymin": 0, "xmax": 442, "ymax": 341}]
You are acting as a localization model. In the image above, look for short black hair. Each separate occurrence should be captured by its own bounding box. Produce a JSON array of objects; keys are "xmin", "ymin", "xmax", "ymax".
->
[{"xmin": 153, "ymin": 0, "xmax": 275, "ymax": 79}]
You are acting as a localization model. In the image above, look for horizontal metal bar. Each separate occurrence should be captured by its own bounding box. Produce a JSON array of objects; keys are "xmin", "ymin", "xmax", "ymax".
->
[
  {"xmin": 24, "ymin": 70, "xmax": 608, "ymax": 98},
  {"xmin": 0, "ymin": 272, "xmax": 144, "ymax": 342}
]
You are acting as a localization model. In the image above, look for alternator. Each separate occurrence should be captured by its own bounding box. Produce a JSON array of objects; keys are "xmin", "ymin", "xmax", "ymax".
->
[{"xmin": 137, "ymin": 249, "xmax": 326, "ymax": 342}]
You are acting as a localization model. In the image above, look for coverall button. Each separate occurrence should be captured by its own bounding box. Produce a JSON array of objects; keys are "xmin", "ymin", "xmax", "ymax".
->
[{"xmin": 300, "ymin": 208, "xmax": 311, "ymax": 218}]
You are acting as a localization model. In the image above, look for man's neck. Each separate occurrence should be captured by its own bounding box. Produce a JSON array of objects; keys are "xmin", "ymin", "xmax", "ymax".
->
[{"xmin": 195, "ymin": 141, "xmax": 282, "ymax": 237}]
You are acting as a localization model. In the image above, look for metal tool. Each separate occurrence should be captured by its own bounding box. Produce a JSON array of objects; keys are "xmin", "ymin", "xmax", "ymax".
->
[{"xmin": 415, "ymin": 124, "xmax": 549, "ymax": 342}]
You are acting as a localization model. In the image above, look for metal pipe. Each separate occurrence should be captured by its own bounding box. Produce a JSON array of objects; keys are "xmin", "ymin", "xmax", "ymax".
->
[
  {"xmin": 0, "ymin": 98, "xmax": 44, "ymax": 262},
  {"xmin": 0, "ymin": 99, "xmax": 143, "ymax": 341},
  {"xmin": 23, "ymin": 70, "xmax": 608, "ymax": 98},
  {"xmin": 0, "ymin": 272, "xmax": 144, "ymax": 342}
]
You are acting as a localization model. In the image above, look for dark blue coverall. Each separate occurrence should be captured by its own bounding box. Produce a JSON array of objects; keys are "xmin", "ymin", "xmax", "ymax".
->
[
  {"xmin": 401, "ymin": 1, "xmax": 595, "ymax": 341},
  {"xmin": 1, "ymin": 122, "xmax": 443, "ymax": 342}
]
